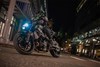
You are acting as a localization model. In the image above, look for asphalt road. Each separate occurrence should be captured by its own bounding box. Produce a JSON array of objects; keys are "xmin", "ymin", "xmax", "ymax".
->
[{"xmin": 0, "ymin": 46, "xmax": 100, "ymax": 67}]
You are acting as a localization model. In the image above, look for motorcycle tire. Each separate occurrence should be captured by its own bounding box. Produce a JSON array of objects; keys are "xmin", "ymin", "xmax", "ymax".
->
[
  {"xmin": 50, "ymin": 41, "xmax": 60, "ymax": 57},
  {"xmin": 50, "ymin": 48, "xmax": 60, "ymax": 58},
  {"xmin": 13, "ymin": 33, "xmax": 34, "ymax": 55}
]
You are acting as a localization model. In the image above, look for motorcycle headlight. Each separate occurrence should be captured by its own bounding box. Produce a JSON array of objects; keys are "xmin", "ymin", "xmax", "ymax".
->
[
  {"xmin": 23, "ymin": 23, "xmax": 29, "ymax": 27},
  {"xmin": 22, "ymin": 23, "xmax": 29, "ymax": 30}
]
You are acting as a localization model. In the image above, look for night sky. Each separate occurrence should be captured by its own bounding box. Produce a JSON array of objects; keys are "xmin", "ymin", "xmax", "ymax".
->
[{"xmin": 47, "ymin": 0, "xmax": 79, "ymax": 36}]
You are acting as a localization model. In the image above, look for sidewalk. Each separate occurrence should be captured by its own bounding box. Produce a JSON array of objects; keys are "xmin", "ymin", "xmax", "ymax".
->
[{"xmin": 0, "ymin": 42, "xmax": 14, "ymax": 48}]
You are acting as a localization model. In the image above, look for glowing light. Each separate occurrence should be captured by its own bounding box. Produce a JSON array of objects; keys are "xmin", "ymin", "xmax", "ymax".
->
[
  {"xmin": 23, "ymin": 23, "xmax": 29, "ymax": 27},
  {"xmin": 22, "ymin": 27, "xmax": 25, "ymax": 29},
  {"xmin": 93, "ymin": 39, "xmax": 97, "ymax": 41}
]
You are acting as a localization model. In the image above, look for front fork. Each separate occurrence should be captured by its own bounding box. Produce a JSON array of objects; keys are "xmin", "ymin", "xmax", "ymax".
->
[
  {"xmin": 26, "ymin": 32, "xmax": 33, "ymax": 43},
  {"xmin": 25, "ymin": 32, "xmax": 31, "ymax": 42}
]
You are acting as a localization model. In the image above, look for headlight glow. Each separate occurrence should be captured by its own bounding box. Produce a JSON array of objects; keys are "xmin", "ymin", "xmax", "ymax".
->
[
  {"xmin": 22, "ymin": 23, "xmax": 29, "ymax": 30},
  {"xmin": 23, "ymin": 23, "xmax": 29, "ymax": 27},
  {"xmin": 22, "ymin": 27, "xmax": 25, "ymax": 29}
]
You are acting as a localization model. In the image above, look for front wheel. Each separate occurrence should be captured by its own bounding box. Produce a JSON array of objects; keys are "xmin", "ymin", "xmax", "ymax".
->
[
  {"xmin": 50, "ymin": 41, "xmax": 60, "ymax": 57},
  {"xmin": 13, "ymin": 33, "xmax": 34, "ymax": 55}
]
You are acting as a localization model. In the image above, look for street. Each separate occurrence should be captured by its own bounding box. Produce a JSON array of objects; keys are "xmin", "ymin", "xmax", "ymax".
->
[{"xmin": 0, "ymin": 46, "xmax": 100, "ymax": 67}]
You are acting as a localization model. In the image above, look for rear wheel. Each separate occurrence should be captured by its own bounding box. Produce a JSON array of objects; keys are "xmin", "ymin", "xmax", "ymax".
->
[
  {"xmin": 50, "ymin": 41, "xmax": 60, "ymax": 57},
  {"xmin": 13, "ymin": 33, "xmax": 34, "ymax": 55}
]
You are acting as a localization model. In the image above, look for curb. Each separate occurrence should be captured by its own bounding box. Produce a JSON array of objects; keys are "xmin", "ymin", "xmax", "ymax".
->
[{"xmin": 0, "ymin": 42, "xmax": 14, "ymax": 48}]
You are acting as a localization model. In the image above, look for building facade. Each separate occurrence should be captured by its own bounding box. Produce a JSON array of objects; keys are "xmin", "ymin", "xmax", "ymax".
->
[{"xmin": 75, "ymin": 0, "xmax": 100, "ymax": 33}]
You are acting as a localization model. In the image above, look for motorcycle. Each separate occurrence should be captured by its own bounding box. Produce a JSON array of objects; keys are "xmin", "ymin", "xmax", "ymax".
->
[{"xmin": 13, "ymin": 19, "xmax": 60, "ymax": 57}]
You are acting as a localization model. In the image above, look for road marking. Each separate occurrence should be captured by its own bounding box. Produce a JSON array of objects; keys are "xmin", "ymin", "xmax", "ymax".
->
[
  {"xmin": 89, "ymin": 59, "xmax": 100, "ymax": 64},
  {"xmin": 70, "ymin": 56, "xmax": 86, "ymax": 61}
]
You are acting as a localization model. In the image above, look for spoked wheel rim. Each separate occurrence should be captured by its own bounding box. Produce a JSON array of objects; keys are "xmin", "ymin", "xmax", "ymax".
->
[{"xmin": 17, "ymin": 36, "xmax": 33, "ymax": 52}]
